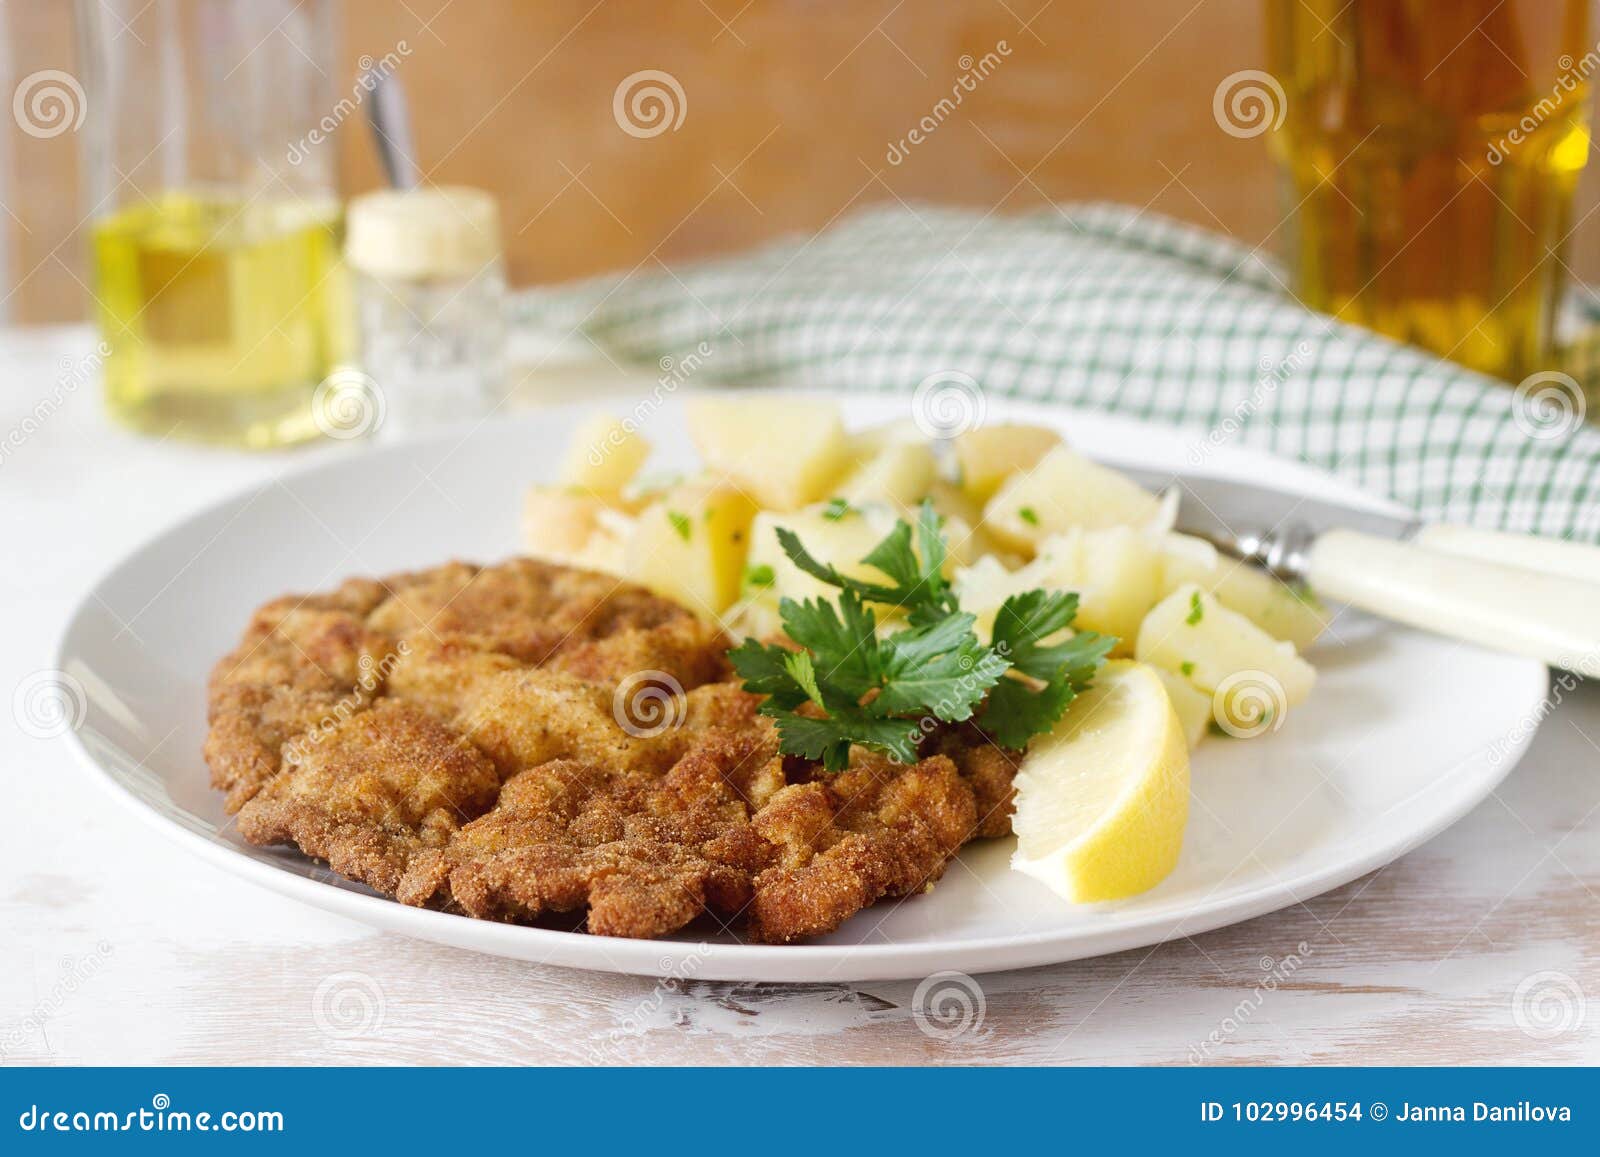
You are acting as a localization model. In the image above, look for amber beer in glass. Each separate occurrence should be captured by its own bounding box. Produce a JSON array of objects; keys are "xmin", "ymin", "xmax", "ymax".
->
[{"xmin": 1266, "ymin": 1, "xmax": 1593, "ymax": 381}]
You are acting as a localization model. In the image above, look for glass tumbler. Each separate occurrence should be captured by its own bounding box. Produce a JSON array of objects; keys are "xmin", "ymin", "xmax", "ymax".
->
[{"xmin": 1266, "ymin": 0, "xmax": 1593, "ymax": 383}]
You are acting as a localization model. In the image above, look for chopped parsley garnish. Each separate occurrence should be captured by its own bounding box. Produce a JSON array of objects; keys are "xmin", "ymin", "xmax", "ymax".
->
[
  {"xmin": 744, "ymin": 563, "xmax": 776, "ymax": 589},
  {"xmin": 821, "ymin": 497, "xmax": 856, "ymax": 521},
  {"xmin": 667, "ymin": 510, "xmax": 692, "ymax": 542},
  {"xmin": 1017, "ymin": 505, "xmax": 1040, "ymax": 526},
  {"xmin": 1186, "ymin": 591, "xmax": 1204, "ymax": 625},
  {"xmin": 1180, "ymin": 661, "xmax": 1195, "ymax": 677},
  {"xmin": 728, "ymin": 500, "xmax": 1114, "ymax": 769}
]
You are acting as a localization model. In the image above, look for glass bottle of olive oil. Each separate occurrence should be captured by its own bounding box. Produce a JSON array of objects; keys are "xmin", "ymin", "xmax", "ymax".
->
[
  {"xmin": 78, "ymin": 0, "xmax": 347, "ymax": 447},
  {"xmin": 92, "ymin": 192, "xmax": 350, "ymax": 447}
]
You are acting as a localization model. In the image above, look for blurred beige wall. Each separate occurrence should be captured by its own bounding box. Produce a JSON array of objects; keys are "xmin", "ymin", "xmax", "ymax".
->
[{"xmin": 7, "ymin": 0, "xmax": 1600, "ymax": 322}]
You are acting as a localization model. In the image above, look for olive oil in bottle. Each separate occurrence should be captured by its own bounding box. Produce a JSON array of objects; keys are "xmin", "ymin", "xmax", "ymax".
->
[{"xmin": 91, "ymin": 191, "xmax": 351, "ymax": 447}]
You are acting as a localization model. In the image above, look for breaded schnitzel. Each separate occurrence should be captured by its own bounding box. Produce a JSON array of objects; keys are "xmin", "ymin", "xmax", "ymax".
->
[{"xmin": 207, "ymin": 557, "xmax": 1021, "ymax": 943}]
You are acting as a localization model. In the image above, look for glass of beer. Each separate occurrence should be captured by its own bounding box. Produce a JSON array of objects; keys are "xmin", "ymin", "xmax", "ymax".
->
[{"xmin": 1266, "ymin": 1, "xmax": 1593, "ymax": 382}]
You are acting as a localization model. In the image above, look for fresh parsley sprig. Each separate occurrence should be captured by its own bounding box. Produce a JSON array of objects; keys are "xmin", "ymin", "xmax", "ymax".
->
[{"xmin": 729, "ymin": 500, "xmax": 1115, "ymax": 769}]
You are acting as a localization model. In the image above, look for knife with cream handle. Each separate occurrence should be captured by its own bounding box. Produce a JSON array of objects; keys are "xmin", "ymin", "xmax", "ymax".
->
[{"xmin": 1111, "ymin": 463, "xmax": 1600, "ymax": 671}]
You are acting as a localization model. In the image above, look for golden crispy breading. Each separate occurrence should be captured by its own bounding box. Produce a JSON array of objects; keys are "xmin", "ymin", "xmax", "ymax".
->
[
  {"xmin": 744, "ymin": 755, "xmax": 976, "ymax": 943},
  {"xmin": 236, "ymin": 700, "xmax": 500, "ymax": 895},
  {"xmin": 205, "ymin": 598, "xmax": 394, "ymax": 809},
  {"xmin": 455, "ymin": 668, "xmax": 674, "ymax": 780},
  {"xmin": 364, "ymin": 557, "xmax": 694, "ymax": 664},
  {"xmin": 397, "ymin": 731, "xmax": 781, "ymax": 936},
  {"xmin": 931, "ymin": 731, "xmax": 1022, "ymax": 838},
  {"xmin": 547, "ymin": 616, "xmax": 731, "ymax": 690},
  {"xmin": 206, "ymin": 684, "xmax": 363, "ymax": 814},
  {"xmin": 208, "ymin": 557, "xmax": 1014, "ymax": 943},
  {"xmin": 381, "ymin": 636, "xmax": 524, "ymax": 720}
]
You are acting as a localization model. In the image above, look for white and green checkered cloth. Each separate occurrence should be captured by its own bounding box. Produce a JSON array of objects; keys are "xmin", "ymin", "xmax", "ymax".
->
[{"xmin": 514, "ymin": 203, "xmax": 1600, "ymax": 543}]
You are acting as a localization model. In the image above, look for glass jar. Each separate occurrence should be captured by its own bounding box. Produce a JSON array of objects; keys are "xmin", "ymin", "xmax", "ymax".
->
[
  {"xmin": 77, "ymin": 0, "xmax": 352, "ymax": 447},
  {"xmin": 344, "ymin": 187, "xmax": 506, "ymax": 441}
]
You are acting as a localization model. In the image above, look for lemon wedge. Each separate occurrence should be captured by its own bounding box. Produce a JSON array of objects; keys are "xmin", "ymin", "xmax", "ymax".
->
[{"xmin": 1010, "ymin": 660, "xmax": 1190, "ymax": 903}]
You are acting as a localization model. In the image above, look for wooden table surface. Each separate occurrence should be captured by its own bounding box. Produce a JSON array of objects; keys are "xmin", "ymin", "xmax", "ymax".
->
[{"xmin": 3, "ymin": 327, "xmax": 1596, "ymax": 1067}]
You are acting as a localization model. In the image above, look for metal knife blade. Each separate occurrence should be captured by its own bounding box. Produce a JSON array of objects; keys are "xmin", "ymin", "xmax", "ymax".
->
[{"xmin": 1105, "ymin": 462, "xmax": 1422, "ymax": 581}]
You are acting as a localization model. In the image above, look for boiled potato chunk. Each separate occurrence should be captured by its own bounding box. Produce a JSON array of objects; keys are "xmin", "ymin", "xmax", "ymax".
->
[
  {"xmin": 1135, "ymin": 584, "xmax": 1316, "ymax": 713},
  {"xmin": 744, "ymin": 504, "xmax": 900, "ymax": 609},
  {"xmin": 1152, "ymin": 667, "xmax": 1212, "ymax": 749},
  {"xmin": 984, "ymin": 446, "xmax": 1164, "ymax": 554},
  {"xmin": 623, "ymin": 482, "xmax": 758, "ymax": 615},
  {"xmin": 956, "ymin": 423, "xmax": 1062, "ymax": 501},
  {"xmin": 1159, "ymin": 533, "xmax": 1330, "ymax": 651},
  {"xmin": 559, "ymin": 414, "xmax": 651, "ymax": 496},
  {"xmin": 837, "ymin": 441, "xmax": 938, "ymax": 511},
  {"xmin": 846, "ymin": 419, "xmax": 925, "ymax": 461},
  {"xmin": 684, "ymin": 395, "xmax": 851, "ymax": 510},
  {"xmin": 522, "ymin": 486, "xmax": 632, "ymax": 574},
  {"xmin": 954, "ymin": 527, "xmax": 1164, "ymax": 652}
]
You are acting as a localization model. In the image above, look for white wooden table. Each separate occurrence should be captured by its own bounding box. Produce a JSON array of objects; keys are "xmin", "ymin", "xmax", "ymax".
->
[{"xmin": 2, "ymin": 326, "xmax": 1596, "ymax": 1066}]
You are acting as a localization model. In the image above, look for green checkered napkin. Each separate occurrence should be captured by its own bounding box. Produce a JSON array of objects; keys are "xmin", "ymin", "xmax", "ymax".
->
[{"xmin": 513, "ymin": 203, "xmax": 1600, "ymax": 543}]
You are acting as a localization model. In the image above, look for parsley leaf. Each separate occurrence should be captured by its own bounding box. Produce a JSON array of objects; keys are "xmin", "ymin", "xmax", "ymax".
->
[
  {"xmin": 727, "ymin": 501, "xmax": 1115, "ymax": 769},
  {"xmin": 821, "ymin": 497, "xmax": 855, "ymax": 521},
  {"xmin": 667, "ymin": 510, "xmax": 692, "ymax": 541}
]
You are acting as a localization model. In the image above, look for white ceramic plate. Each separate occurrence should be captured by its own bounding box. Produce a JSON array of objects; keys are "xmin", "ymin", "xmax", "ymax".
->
[{"xmin": 58, "ymin": 395, "xmax": 1547, "ymax": 982}]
